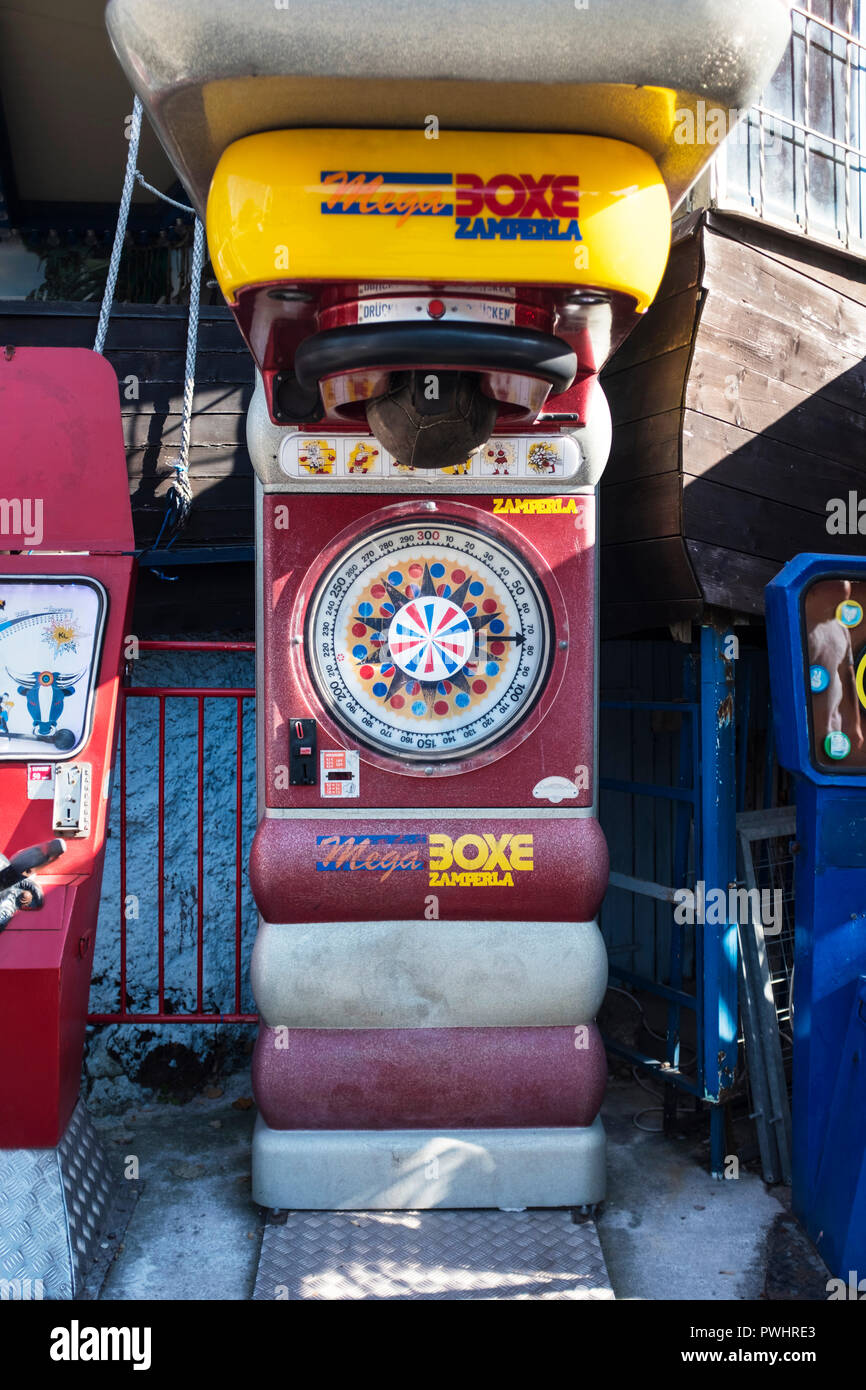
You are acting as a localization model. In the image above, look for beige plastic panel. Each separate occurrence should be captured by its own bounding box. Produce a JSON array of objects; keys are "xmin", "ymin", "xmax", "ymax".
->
[
  {"xmin": 246, "ymin": 372, "xmax": 613, "ymax": 491},
  {"xmin": 251, "ymin": 918, "xmax": 608, "ymax": 1029},
  {"xmin": 252, "ymin": 1114, "xmax": 606, "ymax": 1210},
  {"xmin": 107, "ymin": 0, "xmax": 793, "ymax": 215}
]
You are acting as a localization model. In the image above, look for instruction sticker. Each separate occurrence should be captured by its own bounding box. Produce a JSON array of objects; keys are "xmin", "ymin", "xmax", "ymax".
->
[
  {"xmin": 27, "ymin": 763, "xmax": 55, "ymax": 800},
  {"xmin": 320, "ymin": 748, "xmax": 359, "ymax": 798}
]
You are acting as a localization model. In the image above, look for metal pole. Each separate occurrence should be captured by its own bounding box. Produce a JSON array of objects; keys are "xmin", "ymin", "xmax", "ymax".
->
[{"xmin": 699, "ymin": 623, "xmax": 738, "ymax": 1177}]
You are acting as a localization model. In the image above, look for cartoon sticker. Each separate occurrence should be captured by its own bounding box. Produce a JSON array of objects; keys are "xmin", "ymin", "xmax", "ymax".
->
[
  {"xmin": 824, "ymin": 731, "xmax": 851, "ymax": 760},
  {"xmin": 481, "ymin": 440, "xmax": 516, "ymax": 477},
  {"xmin": 526, "ymin": 440, "xmax": 564, "ymax": 476},
  {"xmin": 278, "ymin": 433, "xmax": 580, "ymax": 481},
  {"xmin": 836, "ymin": 600, "xmax": 863, "ymax": 628},
  {"xmin": 297, "ymin": 439, "xmax": 337, "ymax": 476},
  {"xmin": 345, "ymin": 442, "xmax": 381, "ymax": 476}
]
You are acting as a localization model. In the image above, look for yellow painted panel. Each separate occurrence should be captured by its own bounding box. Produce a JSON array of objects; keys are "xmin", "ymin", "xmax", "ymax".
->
[{"xmin": 207, "ymin": 129, "xmax": 671, "ymax": 310}]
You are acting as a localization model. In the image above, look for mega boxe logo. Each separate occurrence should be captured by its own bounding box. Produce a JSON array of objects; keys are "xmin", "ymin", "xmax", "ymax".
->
[
  {"xmin": 320, "ymin": 170, "xmax": 582, "ymax": 242},
  {"xmin": 316, "ymin": 831, "xmax": 535, "ymax": 886}
]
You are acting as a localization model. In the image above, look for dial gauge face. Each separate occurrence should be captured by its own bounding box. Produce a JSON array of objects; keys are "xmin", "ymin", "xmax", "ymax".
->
[
  {"xmin": 0, "ymin": 576, "xmax": 106, "ymax": 760},
  {"xmin": 306, "ymin": 517, "xmax": 553, "ymax": 762}
]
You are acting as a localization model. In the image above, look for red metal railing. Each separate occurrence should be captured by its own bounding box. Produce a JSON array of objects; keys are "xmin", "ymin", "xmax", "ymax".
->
[{"xmin": 88, "ymin": 640, "xmax": 257, "ymax": 1025}]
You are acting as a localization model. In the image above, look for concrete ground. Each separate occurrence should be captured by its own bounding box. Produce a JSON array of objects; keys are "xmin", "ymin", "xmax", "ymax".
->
[
  {"xmin": 90, "ymin": 1071, "xmax": 814, "ymax": 1301},
  {"xmin": 598, "ymin": 1079, "xmax": 787, "ymax": 1300},
  {"xmin": 93, "ymin": 1071, "xmax": 260, "ymax": 1302}
]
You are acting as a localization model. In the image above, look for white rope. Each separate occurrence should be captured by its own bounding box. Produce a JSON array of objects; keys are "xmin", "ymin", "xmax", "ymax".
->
[
  {"xmin": 163, "ymin": 215, "xmax": 204, "ymax": 534},
  {"xmin": 94, "ymin": 96, "xmax": 142, "ymax": 354},
  {"xmin": 94, "ymin": 91, "xmax": 204, "ymax": 541},
  {"xmin": 135, "ymin": 172, "xmax": 194, "ymax": 214}
]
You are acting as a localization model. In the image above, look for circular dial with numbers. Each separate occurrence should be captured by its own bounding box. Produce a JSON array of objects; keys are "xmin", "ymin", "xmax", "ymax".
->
[{"xmin": 306, "ymin": 517, "xmax": 553, "ymax": 762}]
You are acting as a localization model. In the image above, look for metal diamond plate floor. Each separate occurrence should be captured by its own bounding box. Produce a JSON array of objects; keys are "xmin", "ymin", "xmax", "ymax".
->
[
  {"xmin": 253, "ymin": 1210, "xmax": 614, "ymax": 1301},
  {"xmin": 0, "ymin": 1101, "xmax": 115, "ymax": 1299}
]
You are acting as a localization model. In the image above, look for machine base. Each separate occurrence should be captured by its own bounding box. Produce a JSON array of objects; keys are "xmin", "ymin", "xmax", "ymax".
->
[
  {"xmin": 252, "ymin": 1115, "xmax": 605, "ymax": 1211},
  {"xmin": 253, "ymin": 1207, "xmax": 614, "ymax": 1300},
  {"xmin": 0, "ymin": 1099, "xmax": 115, "ymax": 1299}
]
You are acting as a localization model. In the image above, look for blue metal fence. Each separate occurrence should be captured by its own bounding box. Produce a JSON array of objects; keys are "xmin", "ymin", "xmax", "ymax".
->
[{"xmin": 599, "ymin": 625, "xmax": 778, "ymax": 1174}]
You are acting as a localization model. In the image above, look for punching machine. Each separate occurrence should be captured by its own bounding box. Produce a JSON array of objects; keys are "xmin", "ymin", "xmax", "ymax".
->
[{"xmin": 107, "ymin": 0, "xmax": 793, "ymax": 1209}]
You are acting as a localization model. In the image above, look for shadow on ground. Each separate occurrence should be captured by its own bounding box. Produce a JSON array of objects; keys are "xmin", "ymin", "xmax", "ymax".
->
[{"xmin": 89, "ymin": 1071, "xmax": 829, "ymax": 1301}]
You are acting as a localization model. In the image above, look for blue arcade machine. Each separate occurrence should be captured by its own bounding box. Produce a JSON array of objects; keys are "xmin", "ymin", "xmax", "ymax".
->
[{"xmin": 766, "ymin": 554, "xmax": 866, "ymax": 1280}]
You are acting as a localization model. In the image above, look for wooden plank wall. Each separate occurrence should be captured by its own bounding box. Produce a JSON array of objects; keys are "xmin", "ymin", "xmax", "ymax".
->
[
  {"xmin": 684, "ymin": 211, "xmax": 866, "ymax": 613},
  {"xmin": 599, "ymin": 213, "xmax": 704, "ymax": 637},
  {"xmin": 0, "ymin": 300, "xmax": 256, "ymax": 544},
  {"xmin": 600, "ymin": 208, "xmax": 866, "ymax": 636},
  {"xmin": 0, "ymin": 301, "xmax": 256, "ymax": 632}
]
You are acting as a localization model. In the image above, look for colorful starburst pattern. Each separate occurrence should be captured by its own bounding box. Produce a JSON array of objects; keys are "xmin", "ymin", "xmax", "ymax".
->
[
  {"xmin": 42, "ymin": 614, "xmax": 79, "ymax": 658},
  {"xmin": 349, "ymin": 559, "xmax": 515, "ymax": 719}
]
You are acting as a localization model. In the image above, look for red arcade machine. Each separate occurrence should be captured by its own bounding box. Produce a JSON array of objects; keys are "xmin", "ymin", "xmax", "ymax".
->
[
  {"xmin": 108, "ymin": 0, "xmax": 792, "ymax": 1210},
  {"xmin": 0, "ymin": 348, "xmax": 134, "ymax": 1296}
]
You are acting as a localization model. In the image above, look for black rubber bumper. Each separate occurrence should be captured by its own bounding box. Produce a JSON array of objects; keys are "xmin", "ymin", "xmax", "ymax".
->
[{"xmin": 293, "ymin": 321, "xmax": 577, "ymax": 395}]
